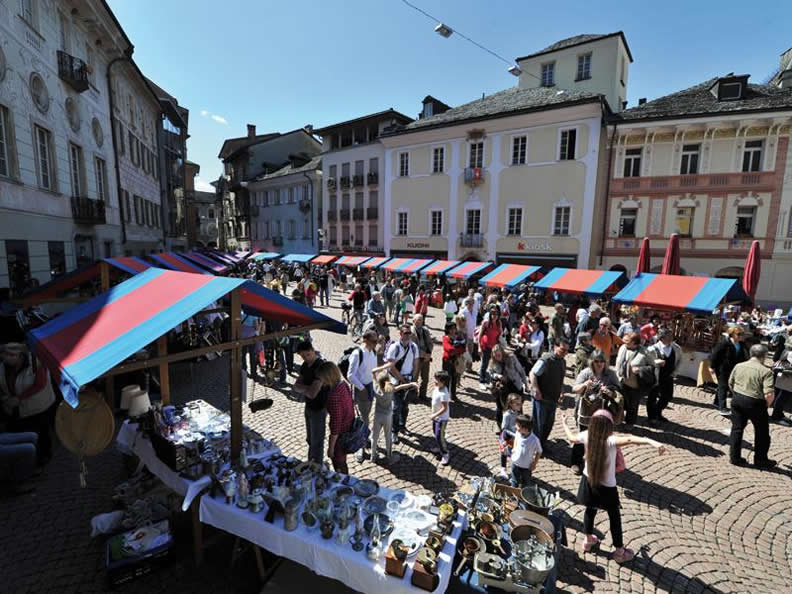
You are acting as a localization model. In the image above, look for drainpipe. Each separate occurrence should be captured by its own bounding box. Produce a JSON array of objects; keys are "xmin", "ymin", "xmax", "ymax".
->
[
  {"xmin": 600, "ymin": 111, "xmax": 617, "ymax": 267},
  {"xmin": 303, "ymin": 171, "xmax": 315, "ymax": 248},
  {"xmin": 106, "ymin": 49, "xmax": 134, "ymax": 249}
]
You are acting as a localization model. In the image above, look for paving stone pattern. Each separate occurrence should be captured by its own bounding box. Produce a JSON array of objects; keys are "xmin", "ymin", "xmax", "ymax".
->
[{"xmin": 3, "ymin": 286, "xmax": 792, "ymax": 593}]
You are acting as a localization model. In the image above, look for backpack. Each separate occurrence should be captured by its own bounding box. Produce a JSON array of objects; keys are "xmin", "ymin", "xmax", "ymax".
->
[{"xmin": 337, "ymin": 346, "xmax": 363, "ymax": 379}]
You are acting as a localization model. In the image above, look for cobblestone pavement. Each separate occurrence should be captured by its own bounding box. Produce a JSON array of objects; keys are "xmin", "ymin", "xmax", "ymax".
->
[{"xmin": 4, "ymin": 285, "xmax": 792, "ymax": 594}]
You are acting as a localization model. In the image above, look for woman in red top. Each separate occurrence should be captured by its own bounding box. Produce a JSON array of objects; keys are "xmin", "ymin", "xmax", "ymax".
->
[
  {"xmin": 317, "ymin": 361, "xmax": 355, "ymax": 474},
  {"xmin": 415, "ymin": 286, "xmax": 429, "ymax": 316},
  {"xmin": 478, "ymin": 304, "xmax": 503, "ymax": 385},
  {"xmin": 442, "ymin": 322, "xmax": 467, "ymax": 400}
]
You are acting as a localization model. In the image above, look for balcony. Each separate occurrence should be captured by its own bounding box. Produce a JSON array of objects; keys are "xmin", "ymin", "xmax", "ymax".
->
[
  {"xmin": 460, "ymin": 233, "xmax": 484, "ymax": 248},
  {"xmin": 352, "ymin": 175, "xmax": 364, "ymax": 187},
  {"xmin": 367, "ymin": 172, "xmax": 379, "ymax": 185},
  {"xmin": 327, "ymin": 178, "xmax": 336, "ymax": 191},
  {"xmin": 340, "ymin": 176, "xmax": 351, "ymax": 189},
  {"xmin": 610, "ymin": 171, "xmax": 776, "ymax": 194},
  {"xmin": 353, "ymin": 208, "xmax": 364, "ymax": 221},
  {"xmin": 299, "ymin": 199, "xmax": 311, "ymax": 212},
  {"xmin": 327, "ymin": 210, "xmax": 337, "ymax": 221},
  {"xmin": 340, "ymin": 209, "xmax": 351, "ymax": 221},
  {"xmin": 464, "ymin": 167, "xmax": 484, "ymax": 186},
  {"xmin": 57, "ymin": 51, "xmax": 89, "ymax": 93},
  {"xmin": 366, "ymin": 207, "xmax": 379, "ymax": 219},
  {"xmin": 71, "ymin": 197, "xmax": 106, "ymax": 224},
  {"xmin": 342, "ymin": 239, "xmax": 350, "ymax": 247},
  {"xmin": 272, "ymin": 236, "xmax": 284, "ymax": 247}
]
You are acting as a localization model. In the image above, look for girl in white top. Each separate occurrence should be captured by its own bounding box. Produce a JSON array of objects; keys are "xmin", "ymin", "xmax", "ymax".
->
[
  {"xmin": 561, "ymin": 408, "xmax": 665, "ymax": 564},
  {"xmin": 430, "ymin": 370, "xmax": 452, "ymax": 465}
]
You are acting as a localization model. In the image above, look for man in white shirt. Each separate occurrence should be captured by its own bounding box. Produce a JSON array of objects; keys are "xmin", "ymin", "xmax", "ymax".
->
[
  {"xmin": 384, "ymin": 325, "xmax": 420, "ymax": 444},
  {"xmin": 617, "ymin": 314, "xmax": 637, "ymax": 338},
  {"xmin": 348, "ymin": 330, "xmax": 379, "ymax": 462}
]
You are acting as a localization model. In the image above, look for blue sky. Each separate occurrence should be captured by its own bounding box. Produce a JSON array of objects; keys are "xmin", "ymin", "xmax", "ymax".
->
[{"xmin": 107, "ymin": 0, "xmax": 788, "ymax": 191}]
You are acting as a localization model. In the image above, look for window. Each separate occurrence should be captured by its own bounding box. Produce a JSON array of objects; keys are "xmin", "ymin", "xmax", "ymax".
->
[
  {"xmin": 341, "ymin": 225, "xmax": 350, "ymax": 244},
  {"xmin": 354, "ymin": 192, "xmax": 364, "ymax": 210},
  {"xmin": 134, "ymin": 195, "xmax": 141, "ymax": 224},
  {"xmin": 94, "ymin": 157, "xmax": 107, "ymax": 201},
  {"xmin": 623, "ymin": 148, "xmax": 641, "ymax": 177},
  {"xmin": 507, "ymin": 208, "xmax": 522, "ymax": 236},
  {"xmin": 355, "ymin": 225, "xmax": 364, "ymax": 246},
  {"xmin": 0, "ymin": 105, "xmax": 15, "ymax": 178},
  {"xmin": 288, "ymin": 219, "xmax": 296, "ymax": 239},
  {"xmin": 368, "ymin": 225, "xmax": 378, "ymax": 246},
  {"xmin": 144, "ymin": 201, "xmax": 151, "ymax": 226},
  {"xmin": 735, "ymin": 206, "xmax": 756, "ymax": 237},
  {"xmin": 431, "ymin": 210, "xmax": 443, "ymax": 236},
  {"xmin": 397, "ymin": 212, "xmax": 408, "ymax": 236},
  {"xmin": 329, "ymin": 226, "xmax": 336, "ymax": 244},
  {"xmin": 104, "ymin": 241, "xmax": 113, "ymax": 258},
  {"xmin": 19, "ymin": 0, "xmax": 38, "ymax": 30},
  {"xmin": 369, "ymin": 157, "xmax": 378, "ymax": 174},
  {"xmin": 116, "ymin": 121, "xmax": 125, "ymax": 156},
  {"xmin": 34, "ymin": 125, "xmax": 54, "ymax": 190},
  {"xmin": 329, "ymin": 195, "xmax": 337, "ymax": 212},
  {"xmin": 742, "ymin": 140, "xmax": 763, "ymax": 172},
  {"xmin": 275, "ymin": 220, "xmax": 282, "ymax": 237},
  {"xmin": 288, "ymin": 187, "xmax": 294, "ymax": 203},
  {"xmin": 466, "ymin": 209, "xmax": 481, "ymax": 235},
  {"xmin": 619, "ymin": 208, "xmax": 637, "ymax": 237},
  {"xmin": 680, "ymin": 144, "xmax": 700, "ymax": 175},
  {"xmin": 553, "ymin": 206, "xmax": 571, "ymax": 236},
  {"xmin": 328, "ymin": 164, "xmax": 337, "ymax": 179},
  {"xmin": 399, "ymin": 152, "xmax": 409, "ymax": 177},
  {"xmin": 469, "ymin": 142, "xmax": 484, "ymax": 168},
  {"xmin": 208, "ymin": 208, "xmax": 215, "ymax": 219},
  {"xmin": 48, "ymin": 241, "xmax": 65, "ymax": 279},
  {"xmin": 303, "ymin": 218, "xmax": 310, "ymax": 239},
  {"xmin": 675, "ymin": 207, "xmax": 694, "ymax": 237},
  {"xmin": 354, "ymin": 160, "xmax": 364, "ymax": 176},
  {"xmin": 559, "ymin": 129, "xmax": 576, "ymax": 160},
  {"xmin": 432, "ymin": 147, "xmax": 444, "ymax": 173},
  {"xmin": 541, "ymin": 62, "xmax": 555, "ymax": 87},
  {"xmin": 341, "ymin": 162, "xmax": 350, "ymax": 178},
  {"xmin": 576, "ymin": 53, "xmax": 592, "ymax": 80},
  {"xmin": 512, "ymin": 136, "xmax": 527, "ymax": 165},
  {"xmin": 368, "ymin": 191, "xmax": 378, "ymax": 208},
  {"xmin": 264, "ymin": 221, "xmax": 270, "ymax": 239}
]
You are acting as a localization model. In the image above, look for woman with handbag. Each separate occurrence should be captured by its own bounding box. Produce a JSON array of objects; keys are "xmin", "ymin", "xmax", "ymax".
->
[
  {"xmin": 317, "ymin": 362, "xmax": 355, "ymax": 474},
  {"xmin": 442, "ymin": 322, "xmax": 467, "ymax": 401},
  {"xmin": 560, "ymin": 409, "xmax": 665, "ymax": 564}
]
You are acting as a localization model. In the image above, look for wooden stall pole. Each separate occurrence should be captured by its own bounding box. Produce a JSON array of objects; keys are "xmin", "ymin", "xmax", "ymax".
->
[
  {"xmin": 157, "ymin": 336, "xmax": 170, "ymax": 405},
  {"xmin": 100, "ymin": 261, "xmax": 114, "ymax": 407},
  {"xmin": 229, "ymin": 288, "xmax": 242, "ymax": 461}
]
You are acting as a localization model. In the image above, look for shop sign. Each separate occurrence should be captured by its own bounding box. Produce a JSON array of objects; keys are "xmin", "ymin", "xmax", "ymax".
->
[
  {"xmin": 407, "ymin": 242, "xmax": 430, "ymax": 249},
  {"xmin": 517, "ymin": 241, "xmax": 552, "ymax": 252}
]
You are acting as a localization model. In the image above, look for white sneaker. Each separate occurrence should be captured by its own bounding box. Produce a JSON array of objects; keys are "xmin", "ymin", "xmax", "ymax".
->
[
  {"xmin": 356, "ymin": 450, "xmax": 366, "ymax": 463},
  {"xmin": 498, "ymin": 468, "xmax": 509, "ymax": 479},
  {"xmin": 441, "ymin": 454, "xmax": 450, "ymax": 466}
]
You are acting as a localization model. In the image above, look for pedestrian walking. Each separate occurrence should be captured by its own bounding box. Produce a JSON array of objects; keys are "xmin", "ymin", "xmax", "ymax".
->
[
  {"xmin": 771, "ymin": 349, "xmax": 792, "ymax": 426},
  {"xmin": 549, "ymin": 304, "xmax": 566, "ymax": 348},
  {"xmin": 591, "ymin": 317, "xmax": 623, "ymax": 363},
  {"xmin": 369, "ymin": 372, "xmax": 414, "ymax": 463},
  {"xmin": 710, "ymin": 326, "xmax": 748, "ymax": 415},
  {"xmin": 382, "ymin": 279, "xmax": 396, "ymax": 322},
  {"xmin": 293, "ymin": 341, "xmax": 329, "ymax": 465},
  {"xmin": 615, "ymin": 333, "xmax": 654, "ymax": 426},
  {"xmin": 529, "ymin": 340, "xmax": 569, "ymax": 449},
  {"xmin": 489, "ymin": 345, "xmax": 527, "ymax": 429},
  {"xmin": 498, "ymin": 394, "xmax": 523, "ymax": 478},
  {"xmin": 411, "ymin": 314, "xmax": 433, "ymax": 402},
  {"xmin": 347, "ymin": 331, "xmax": 378, "ymax": 462},
  {"xmin": 442, "ymin": 322, "xmax": 467, "ymax": 400},
  {"xmin": 383, "ymin": 325, "xmax": 420, "ymax": 444},
  {"xmin": 430, "ymin": 370, "xmax": 452, "ymax": 465},
  {"xmin": 645, "ymin": 328, "xmax": 681, "ymax": 425},
  {"xmin": 478, "ymin": 304, "xmax": 503, "ymax": 388},
  {"xmin": 318, "ymin": 268, "xmax": 330, "ymax": 307}
]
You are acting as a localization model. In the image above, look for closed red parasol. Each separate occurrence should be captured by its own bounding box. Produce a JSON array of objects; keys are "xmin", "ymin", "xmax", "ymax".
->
[
  {"xmin": 742, "ymin": 240, "xmax": 761, "ymax": 301},
  {"xmin": 636, "ymin": 237, "xmax": 652, "ymax": 275},
  {"xmin": 661, "ymin": 233, "xmax": 681, "ymax": 275}
]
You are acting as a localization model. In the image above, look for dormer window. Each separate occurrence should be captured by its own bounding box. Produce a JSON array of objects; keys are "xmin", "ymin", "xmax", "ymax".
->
[
  {"xmin": 576, "ymin": 53, "xmax": 592, "ymax": 81},
  {"xmin": 710, "ymin": 75, "xmax": 749, "ymax": 101},
  {"xmin": 424, "ymin": 102, "xmax": 433, "ymax": 118},
  {"xmin": 719, "ymin": 82, "xmax": 742, "ymax": 100},
  {"xmin": 541, "ymin": 62, "xmax": 555, "ymax": 87}
]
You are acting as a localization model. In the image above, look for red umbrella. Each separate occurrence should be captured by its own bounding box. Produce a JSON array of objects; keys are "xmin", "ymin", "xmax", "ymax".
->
[
  {"xmin": 636, "ymin": 237, "xmax": 651, "ymax": 275},
  {"xmin": 661, "ymin": 233, "xmax": 681, "ymax": 275},
  {"xmin": 742, "ymin": 240, "xmax": 761, "ymax": 301}
]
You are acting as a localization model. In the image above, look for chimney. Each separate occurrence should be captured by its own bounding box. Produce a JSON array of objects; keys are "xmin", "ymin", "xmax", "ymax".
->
[
  {"xmin": 247, "ymin": 124, "xmax": 256, "ymax": 139},
  {"xmin": 638, "ymin": 98, "xmax": 647, "ymax": 105},
  {"xmin": 304, "ymin": 124, "xmax": 314, "ymax": 135}
]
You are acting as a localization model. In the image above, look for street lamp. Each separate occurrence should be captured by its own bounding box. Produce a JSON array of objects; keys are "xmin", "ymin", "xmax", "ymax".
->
[{"xmin": 434, "ymin": 23, "xmax": 453, "ymax": 38}]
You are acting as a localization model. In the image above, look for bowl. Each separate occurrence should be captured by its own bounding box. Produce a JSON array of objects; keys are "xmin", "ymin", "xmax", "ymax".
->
[
  {"xmin": 510, "ymin": 524, "xmax": 554, "ymax": 551},
  {"xmin": 508, "ymin": 509, "xmax": 554, "ymax": 536}
]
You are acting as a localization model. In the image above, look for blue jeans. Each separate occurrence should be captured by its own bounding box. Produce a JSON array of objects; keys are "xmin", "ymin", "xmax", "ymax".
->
[
  {"xmin": 304, "ymin": 406, "xmax": 327, "ymax": 465},
  {"xmin": 0, "ymin": 432, "xmax": 38, "ymax": 482},
  {"xmin": 510, "ymin": 464, "xmax": 532, "ymax": 488},
  {"xmin": 392, "ymin": 386, "xmax": 415, "ymax": 435},
  {"xmin": 532, "ymin": 398, "xmax": 557, "ymax": 449},
  {"xmin": 479, "ymin": 347, "xmax": 492, "ymax": 383},
  {"xmin": 320, "ymin": 287, "xmax": 330, "ymax": 306}
]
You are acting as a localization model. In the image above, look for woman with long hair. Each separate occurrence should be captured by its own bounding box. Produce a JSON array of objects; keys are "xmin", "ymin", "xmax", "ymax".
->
[
  {"xmin": 316, "ymin": 361, "xmax": 355, "ymax": 474},
  {"xmin": 561, "ymin": 409, "xmax": 665, "ymax": 563},
  {"xmin": 442, "ymin": 322, "xmax": 467, "ymax": 401}
]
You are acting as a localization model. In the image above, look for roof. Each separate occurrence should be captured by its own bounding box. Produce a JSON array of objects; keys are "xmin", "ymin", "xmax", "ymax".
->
[
  {"xmin": 253, "ymin": 155, "xmax": 322, "ymax": 182},
  {"xmin": 516, "ymin": 32, "xmax": 633, "ymax": 63},
  {"xmin": 313, "ymin": 109, "xmax": 413, "ymax": 136},
  {"xmin": 448, "ymin": 261, "xmax": 493, "ymax": 279},
  {"xmin": 182, "ymin": 252, "xmax": 229, "ymax": 274},
  {"xmin": 386, "ymin": 86, "xmax": 602, "ymax": 136},
  {"xmin": 480, "ymin": 264, "xmax": 541, "ymax": 289},
  {"xmin": 612, "ymin": 273, "xmax": 736, "ymax": 314},
  {"xmin": 28, "ymin": 269, "xmax": 345, "ymax": 407},
  {"xmin": 145, "ymin": 77, "xmax": 188, "ymax": 129},
  {"xmin": 148, "ymin": 253, "xmax": 212, "ymax": 275},
  {"xmin": 532, "ymin": 267, "xmax": 626, "ymax": 295},
  {"xmin": 616, "ymin": 77, "xmax": 792, "ymax": 122},
  {"xmin": 423, "ymin": 96, "xmax": 451, "ymax": 111},
  {"xmin": 218, "ymin": 132, "xmax": 281, "ymax": 160}
]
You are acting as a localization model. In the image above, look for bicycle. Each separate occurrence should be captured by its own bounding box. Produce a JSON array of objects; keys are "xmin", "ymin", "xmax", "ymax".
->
[{"xmin": 349, "ymin": 309, "xmax": 366, "ymax": 338}]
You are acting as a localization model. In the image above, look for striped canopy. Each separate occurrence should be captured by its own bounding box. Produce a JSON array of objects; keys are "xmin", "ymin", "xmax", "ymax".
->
[
  {"xmin": 312, "ymin": 255, "xmax": 339, "ymax": 265},
  {"xmin": 205, "ymin": 251, "xmax": 237, "ymax": 265},
  {"xmin": 360, "ymin": 257, "xmax": 390, "ymax": 269},
  {"xmin": 29, "ymin": 268, "xmax": 345, "ymax": 408},
  {"xmin": 447, "ymin": 261, "xmax": 492, "ymax": 279},
  {"xmin": 612, "ymin": 273, "xmax": 736, "ymax": 314},
  {"xmin": 250, "ymin": 252, "xmax": 281, "ymax": 262},
  {"xmin": 336, "ymin": 256, "xmax": 371, "ymax": 267},
  {"xmin": 422, "ymin": 260, "xmax": 461, "ymax": 276},
  {"xmin": 183, "ymin": 252, "xmax": 229, "ymax": 273},
  {"xmin": 281, "ymin": 254, "xmax": 316, "ymax": 263},
  {"xmin": 533, "ymin": 268, "xmax": 625, "ymax": 296},
  {"xmin": 395, "ymin": 259, "xmax": 435, "ymax": 274},
  {"xmin": 480, "ymin": 264, "xmax": 541, "ymax": 289},
  {"xmin": 149, "ymin": 252, "xmax": 212, "ymax": 275}
]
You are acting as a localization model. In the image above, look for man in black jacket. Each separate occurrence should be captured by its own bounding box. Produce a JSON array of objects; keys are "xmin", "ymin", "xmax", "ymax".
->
[{"xmin": 709, "ymin": 326, "xmax": 748, "ymax": 416}]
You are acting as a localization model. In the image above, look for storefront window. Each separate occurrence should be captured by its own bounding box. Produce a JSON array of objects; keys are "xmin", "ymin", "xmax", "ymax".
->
[
  {"xmin": 5, "ymin": 240, "xmax": 30, "ymax": 296},
  {"xmin": 48, "ymin": 241, "xmax": 65, "ymax": 279}
]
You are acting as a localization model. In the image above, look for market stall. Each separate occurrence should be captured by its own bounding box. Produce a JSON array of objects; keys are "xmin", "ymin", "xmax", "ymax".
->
[
  {"xmin": 250, "ymin": 252, "xmax": 282, "ymax": 262},
  {"xmin": 203, "ymin": 250, "xmax": 238, "ymax": 266},
  {"xmin": 612, "ymin": 273, "xmax": 737, "ymax": 381},
  {"xmin": 149, "ymin": 252, "xmax": 213, "ymax": 275},
  {"xmin": 479, "ymin": 264, "xmax": 541, "ymax": 289},
  {"xmin": 422, "ymin": 260, "xmax": 461, "ymax": 277},
  {"xmin": 335, "ymin": 255, "xmax": 372, "ymax": 268},
  {"xmin": 447, "ymin": 261, "xmax": 493, "ymax": 281},
  {"xmin": 281, "ymin": 253, "xmax": 316, "ymax": 264},
  {"xmin": 383, "ymin": 258, "xmax": 435, "ymax": 275},
  {"xmin": 532, "ymin": 267, "xmax": 626, "ymax": 296},
  {"xmin": 360, "ymin": 256, "xmax": 391, "ymax": 270},
  {"xmin": 311, "ymin": 254, "xmax": 340, "ymax": 265},
  {"xmin": 181, "ymin": 252, "xmax": 230, "ymax": 274}
]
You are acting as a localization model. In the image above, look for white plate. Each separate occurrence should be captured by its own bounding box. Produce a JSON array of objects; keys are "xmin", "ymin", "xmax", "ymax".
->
[
  {"xmin": 389, "ymin": 527, "xmax": 423, "ymax": 557},
  {"xmin": 388, "ymin": 490, "xmax": 415, "ymax": 510}
]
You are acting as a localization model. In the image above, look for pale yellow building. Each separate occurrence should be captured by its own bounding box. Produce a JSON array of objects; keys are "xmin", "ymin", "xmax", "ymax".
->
[{"xmin": 380, "ymin": 33, "xmax": 633, "ymax": 268}]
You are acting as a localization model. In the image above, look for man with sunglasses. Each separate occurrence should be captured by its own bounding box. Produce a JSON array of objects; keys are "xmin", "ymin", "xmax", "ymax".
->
[{"xmin": 384, "ymin": 325, "xmax": 420, "ymax": 444}]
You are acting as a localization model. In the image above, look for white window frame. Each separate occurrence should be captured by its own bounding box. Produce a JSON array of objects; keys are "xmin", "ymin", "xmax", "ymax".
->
[
  {"xmin": 34, "ymin": 124, "xmax": 54, "ymax": 191},
  {"xmin": 619, "ymin": 207, "xmax": 638, "ymax": 237},
  {"xmin": 552, "ymin": 204, "xmax": 571, "ymax": 236},
  {"xmin": 742, "ymin": 140, "xmax": 763, "ymax": 173},
  {"xmin": 511, "ymin": 135, "xmax": 527, "ymax": 165},
  {"xmin": 430, "ymin": 209, "xmax": 443, "ymax": 236},
  {"xmin": 680, "ymin": 144, "xmax": 700, "ymax": 175},
  {"xmin": 540, "ymin": 62, "xmax": 555, "ymax": 87},
  {"xmin": 398, "ymin": 152, "xmax": 409, "ymax": 177},
  {"xmin": 507, "ymin": 207, "xmax": 523, "ymax": 236},
  {"xmin": 558, "ymin": 127, "xmax": 577, "ymax": 161},
  {"xmin": 576, "ymin": 52, "xmax": 592, "ymax": 80},
  {"xmin": 432, "ymin": 146, "xmax": 445, "ymax": 173},
  {"xmin": 623, "ymin": 148, "xmax": 641, "ymax": 177},
  {"xmin": 0, "ymin": 105, "xmax": 15, "ymax": 179},
  {"xmin": 19, "ymin": 0, "xmax": 39, "ymax": 30},
  {"xmin": 397, "ymin": 211, "xmax": 408, "ymax": 236},
  {"xmin": 468, "ymin": 141, "xmax": 484, "ymax": 169},
  {"xmin": 94, "ymin": 156, "xmax": 107, "ymax": 201},
  {"xmin": 465, "ymin": 208, "xmax": 481, "ymax": 236}
]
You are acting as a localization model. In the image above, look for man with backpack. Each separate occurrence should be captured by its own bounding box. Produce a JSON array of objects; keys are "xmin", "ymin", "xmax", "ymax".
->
[
  {"xmin": 383, "ymin": 325, "xmax": 420, "ymax": 444},
  {"xmin": 293, "ymin": 341, "xmax": 330, "ymax": 464},
  {"xmin": 343, "ymin": 331, "xmax": 379, "ymax": 462}
]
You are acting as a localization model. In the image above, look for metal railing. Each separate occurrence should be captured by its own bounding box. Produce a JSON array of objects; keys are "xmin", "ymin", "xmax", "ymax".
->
[
  {"xmin": 57, "ymin": 51, "xmax": 89, "ymax": 93},
  {"xmin": 459, "ymin": 233, "xmax": 483, "ymax": 247},
  {"xmin": 71, "ymin": 196, "xmax": 106, "ymax": 224}
]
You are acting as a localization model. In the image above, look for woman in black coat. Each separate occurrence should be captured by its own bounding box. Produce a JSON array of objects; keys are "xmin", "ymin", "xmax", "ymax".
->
[{"xmin": 709, "ymin": 326, "xmax": 748, "ymax": 415}]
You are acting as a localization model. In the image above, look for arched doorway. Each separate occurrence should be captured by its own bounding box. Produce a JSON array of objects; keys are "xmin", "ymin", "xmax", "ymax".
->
[
  {"xmin": 609, "ymin": 263, "xmax": 629, "ymax": 279},
  {"xmin": 714, "ymin": 266, "xmax": 744, "ymax": 279}
]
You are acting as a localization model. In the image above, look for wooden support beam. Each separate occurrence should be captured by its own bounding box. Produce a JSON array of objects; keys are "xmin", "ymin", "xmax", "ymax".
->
[
  {"xmin": 229, "ymin": 288, "xmax": 242, "ymax": 461},
  {"xmin": 100, "ymin": 261, "xmax": 110, "ymax": 291},
  {"xmin": 158, "ymin": 336, "xmax": 170, "ymax": 405}
]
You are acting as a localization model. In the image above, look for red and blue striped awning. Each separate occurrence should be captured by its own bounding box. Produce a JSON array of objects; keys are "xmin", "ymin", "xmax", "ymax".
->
[
  {"xmin": 382, "ymin": 258, "xmax": 412, "ymax": 272},
  {"xmin": 312, "ymin": 255, "xmax": 339, "ymax": 265},
  {"xmin": 533, "ymin": 268, "xmax": 625, "ymax": 296},
  {"xmin": 422, "ymin": 260, "xmax": 461, "ymax": 276},
  {"xmin": 612, "ymin": 273, "xmax": 736, "ymax": 314},
  {"xmin": 149, "ymin": 252, "xmax": 212, "ymax": 275},
  {"xmin": 182, "ymin": 252, "xmax": 229, "ymax": 274},
  {"xmin": 448, "ymin": 261, "xmax": 492, "ymax": 279},
  {"xmin": 398, "ymin": 259, "xmax": 435, "ymax": 274},
  {"xmin": 336, "ymin": 256, "xmax": 371, "ymax": 267},
  {"xmin": 29, "ymin": 268, "xmax": 345, "ymax": 407},
  {"xmin": 360, "ymin": 257, "xmax": 390, "ymax": 269},
  {"xmin": 106, "ymin": 257, "xmax": 153, "ymax": 276},
  {"xmin": 480, "ymin": 264, "xmax": 541, "ymax": 289},
  {"xmin": 204, "ymin": 251, "xmax": 236, "ymax": 265}
]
